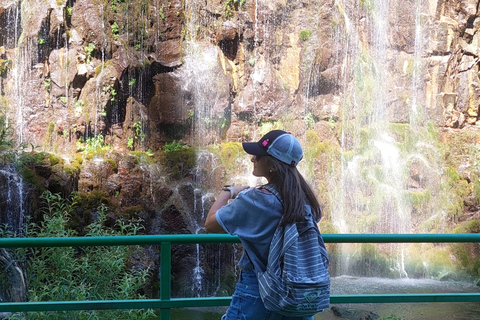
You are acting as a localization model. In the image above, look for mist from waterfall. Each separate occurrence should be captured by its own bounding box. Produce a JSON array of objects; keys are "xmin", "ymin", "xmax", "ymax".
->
[{"xmin": 329, "ymin": 0, "xmax": 444, "ymax": 277}]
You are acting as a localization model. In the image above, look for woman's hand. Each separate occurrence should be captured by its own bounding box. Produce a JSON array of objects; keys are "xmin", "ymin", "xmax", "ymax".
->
[
  {"xmin": 231, "ymin": 185, "xmax": 250, "ymax": 199},
  {"xmin": 204, "ymin": 185, "xmax": 249, "ymax": 233}
]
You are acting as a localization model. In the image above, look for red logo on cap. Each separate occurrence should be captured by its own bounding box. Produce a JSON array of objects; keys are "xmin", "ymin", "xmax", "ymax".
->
[{"xmin": 262, "ymin": 139, "xmax": 269, "ymax": 147}]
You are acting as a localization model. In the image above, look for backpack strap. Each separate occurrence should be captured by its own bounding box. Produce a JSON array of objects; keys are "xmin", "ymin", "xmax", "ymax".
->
[{"xmin": 244, "ymin": 185, "xmax": 282, "ymax": 272}]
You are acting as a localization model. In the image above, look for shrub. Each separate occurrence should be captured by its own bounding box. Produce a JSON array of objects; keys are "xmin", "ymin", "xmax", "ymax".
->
[
  {"xmin": 7, "ymin": 191, "xmax": 155, "ymax": 320},
  {"xmin": 160, "ymin": 141, "xmax": 196, "ymax": 180}
]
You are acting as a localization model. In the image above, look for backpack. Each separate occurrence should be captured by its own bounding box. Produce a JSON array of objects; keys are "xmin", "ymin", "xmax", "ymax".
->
[{"xmin": 253, "ymin": 186, "xmax": 330, "ymax": 317}]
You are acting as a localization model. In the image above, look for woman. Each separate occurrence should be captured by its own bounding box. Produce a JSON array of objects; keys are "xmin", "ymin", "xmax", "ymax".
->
[{"xmin": 205, "ymin": 130, "xmax": 322, "ymax": 320}]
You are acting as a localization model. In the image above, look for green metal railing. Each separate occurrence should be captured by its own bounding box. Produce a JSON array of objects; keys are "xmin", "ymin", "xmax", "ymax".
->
[{"xmin": 1, "ymin": 233, "xmax": 480, "ymax": 319}]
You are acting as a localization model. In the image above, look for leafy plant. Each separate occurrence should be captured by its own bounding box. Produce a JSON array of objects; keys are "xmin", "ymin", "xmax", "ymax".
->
[
  {"xmin": 6, "ymin": 191, "xmax": 155, "ymax": 320},
  {"xmin": 304, "ymin": 112, "xmax": 316, "ymax": 129},
  {"xmin": 85, "ymin": 43, "xmax": 95, "ymax": 64},
  {"xmin": 299, "ymin": 30, "xmax": 312, "ymax": 41},
  {"xmin": 111, "ymin": 21, "xmax": 119, "ymax": 40},
  {"xmin": 162, "ymin": 140, "xmax": 189, "ymax": 153},
  {"xmin": 43, "ymin": 78, "xmax": 52, "ymax": 92},
  {"xmin": 66, "ymin": 5, "xmax": 72, "ymax": 18},
  {"xmin": 74, "ymin": 100, "xmax": 85, "ymax": 114},
  {"xmin": 0, "ymin": 114, "xmax": 14, "ymax": 160},
  {"xmin": 103, "ymin": 84, "xmax": 117, "ymax": 102},
  {"xmin": 159, "ymin": 4, "xmax": 165, "ymax": 19},
  {"xmin": 224, "ymin": 0, "xmax": 245, "ymax": 18},
  {"xmin": 161, "ymin": 141, "xmax": 196, "ymax": 179},
  {"xmin": 127, "ymin": 137, "xmax": 134, "ymax": 150},
  {"xmin": 0, "ymin": 59, "xmax": 12, "ymax": 77},
  {"xmin": 133, "ymin": 121, "xmax": 146, "ymax": 142},
  {"xmin": 127, "ymin": 121, "xmax": 146, "ymax": 151},
  {"xmin": 77, "ymin": 134, "xmax": 110, "ymax": 153}
]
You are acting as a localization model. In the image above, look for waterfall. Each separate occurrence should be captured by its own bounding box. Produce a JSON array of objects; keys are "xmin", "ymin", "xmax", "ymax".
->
[
  {"xmin": 0, "ymin": 165, "xmax": 27, "ymax": 304},
  {"xmin": 330, "ymin": 0, "xmax": 442, "ymax": 277},
  {"xmin": 191, "ymin": 188, "xmax": 206, "ymax": 297},
  {"xmin": 0, "ymin": 165, "xmax": 26, "ymax": 233}
]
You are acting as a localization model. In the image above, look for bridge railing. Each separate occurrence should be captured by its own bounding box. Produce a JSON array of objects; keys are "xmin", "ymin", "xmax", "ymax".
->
[{"xmin": 1, "ymin": 233, "xmax": 480, "ymax": 319}]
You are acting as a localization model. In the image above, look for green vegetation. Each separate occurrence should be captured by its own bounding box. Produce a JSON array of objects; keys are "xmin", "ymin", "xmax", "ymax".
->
[
  {"xmin": 162, "ymin": 140, "xmax": 189, "ymax": 153},
  {"xmin": 258, "ymin": 121, "xmax": 284, "ymax": 136},
  {"xmin": 43, "ymin": 78, "xmax": 52, "ymax": 92},
  {"xmin": 209, "ymin": 142, "xmax": 243, "ymax": 173},
  {"xmin": 74, "ymin": 99, "xmax": 85, "ymax": 114},
  {"xmin": 111, "ymin": 21, "xmax": 119, "ymax": 40},
  {"xmin": 133, "ymin": 121, "xmax": 145, "ymax": 142},
  {"xmin": 85, "ymin": 43, "xmax": 95, "ymax": 64},
  {"xmin": 66, "ymin": 5, "xmax": 72, "ymax": 18},
  {"xmin": 4, "ymin": 191, "xmax": 155, "ymax": 320},
  {"xmin": 0, "ymin": 59, "xmax": 12, "ymax": 77},
  {"xmin": 161, "ymin": 141, "xmax": 196, "ymax": 180},
  {"xmin": 303, "ymin": 129, "xmax": 339, "ymax": 179},
  {"xmin": 452, "ymin": 219, "xmax": 480, "ymax": 277},
  {"xmin": 127, "ymin": 121, "xmax": 148, "ymax": 151},
  {"xmin": 304, "ymin": 112, "xmax": 316, "ymax": 129},
  {"xmin": 103, "ymin": 83, "xmax": 117, "ymax": 102},
  {"xmin": 224, "ymin": 0, "xmax": 245, "ymax": 19},
  {"xmin": 299, "ymin": 30, "xmax": 312, "ymax": 41},
  {"xmin": 77, "ymin": 134, "xmax": 110, "ymax": 154},
  {"xmin": 444, "ymin": 167, "xmax": 469, "ymax": 219},
  {"xmin": 159, "ymin": 3, "xmax": 166, "ymax": 19},
  {"xmin": 360, "ymin": 0, "xmax": 375, "ymax": 13},
  {"xmin": 0, "ymin": 114, "xmax": 14, "ymax": 159}
]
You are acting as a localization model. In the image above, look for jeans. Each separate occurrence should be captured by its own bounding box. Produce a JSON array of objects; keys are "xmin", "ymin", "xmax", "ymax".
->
[{"xmin": 221, "ymin": 270, "xmax": 314, "ymax": 320}]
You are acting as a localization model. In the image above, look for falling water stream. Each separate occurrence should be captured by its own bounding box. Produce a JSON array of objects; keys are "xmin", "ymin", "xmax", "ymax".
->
[
  {"xmin": 327, "ymin": 0, "xmax": 447, "ymax": 278},
  {"xmin": 0, "ymin": 165, "xmax": 26, "ymax": 232}
]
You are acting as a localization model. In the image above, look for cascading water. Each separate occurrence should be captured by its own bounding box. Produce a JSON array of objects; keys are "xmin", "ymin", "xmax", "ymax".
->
[
  {"xmin": 0, "ymin": 164, "xmax": 26, "ymax": 233},
  {"xmin": 330, "ymin": 0, "xmax": 443, "ymax": 277},
  {"xmin": 191, "ymin": 188, "xmax": 205, "ymax": 296},
  {"xmin": 0, "ymin": 165, "xmax": 28, "ymax": 304}
]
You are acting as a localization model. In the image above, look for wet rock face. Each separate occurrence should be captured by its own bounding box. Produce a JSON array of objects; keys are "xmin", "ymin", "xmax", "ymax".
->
[{"xmin": 0, "ymin": 0, "xmax": 478, "ymax": 151}]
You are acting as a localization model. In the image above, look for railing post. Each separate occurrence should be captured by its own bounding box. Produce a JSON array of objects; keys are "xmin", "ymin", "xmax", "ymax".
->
[{"xmin": 160, "ymin": 242, "xmax": 172, "ymax": 320}]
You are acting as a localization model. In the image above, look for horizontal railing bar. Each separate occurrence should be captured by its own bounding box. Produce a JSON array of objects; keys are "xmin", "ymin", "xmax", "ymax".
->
[
  {"xmin": 0, "ymin": 234, "xmax": 240, "ymax": 248},
  {"xmin": 324, "ymin": 233, "xmax": 480, "ymax": 243},
  {"xmin": 2, "ymin": 293, "xmax": 480, "ymax": 312},
  {"xmin": 330, "ymin": 293, "xmax": 480, "ymax": 303},
  {"xmin": 0, "ymin": 297, "xmax": 232, "ymax": 312},
  {"xmin": 1, "ymin": 233, "xmax": 479, "ymax": 248}
]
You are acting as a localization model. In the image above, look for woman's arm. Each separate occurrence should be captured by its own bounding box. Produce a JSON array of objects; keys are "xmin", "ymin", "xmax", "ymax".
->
[
  {"xmin": 204, "ymin": 186, "xmax": 249, "ymax": 233},
  {"xmin": 204, "ymin": 190, "xmax": 230, "ymax": 233}
]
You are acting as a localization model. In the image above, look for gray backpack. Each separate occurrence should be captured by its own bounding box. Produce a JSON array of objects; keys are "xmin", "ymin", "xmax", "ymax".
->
[{"xmin": 255, "ymin": 186, "xmax": 330, "ymax": 317}]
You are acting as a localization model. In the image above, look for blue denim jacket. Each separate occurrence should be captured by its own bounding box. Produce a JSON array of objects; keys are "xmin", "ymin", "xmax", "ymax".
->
[{"xmin": 216, "ymin": 187, "xmax": 282, "ymax": 271}]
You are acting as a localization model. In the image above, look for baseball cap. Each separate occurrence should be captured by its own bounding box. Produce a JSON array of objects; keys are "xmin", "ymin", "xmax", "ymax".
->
[{"xmin": 242, "ymin": 130, "xmax": 303, "ymax": 166}]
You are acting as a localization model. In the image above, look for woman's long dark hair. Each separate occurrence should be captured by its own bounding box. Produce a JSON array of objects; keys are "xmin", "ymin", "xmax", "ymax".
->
[{"xmin": 263, "ymin": 156, "xmax": 322, "ymax": 226}]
